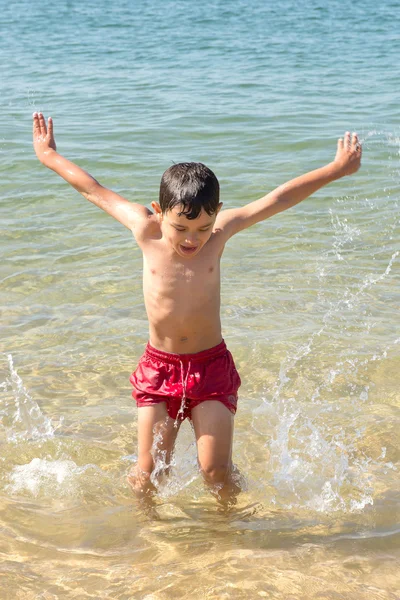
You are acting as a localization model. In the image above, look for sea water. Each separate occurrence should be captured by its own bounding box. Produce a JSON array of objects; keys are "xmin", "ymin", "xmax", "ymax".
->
[{"xmin": 1, "ymin": 0, "xmax": 399, "ymax": 598}]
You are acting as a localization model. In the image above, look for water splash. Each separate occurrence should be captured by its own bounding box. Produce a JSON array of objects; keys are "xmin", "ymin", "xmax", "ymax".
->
[
  {"xmin": 1, "ymin": 354, "xmax": 57, "ymax": 442},
  {"xmin": 6, "ymin": 457, "xmax": 102, "ymax": 500},
  {"xmin": 150, "ymin": 422, "xmax": 199, "ymax": 499},
  {"xmin": 253, "ymin": 248, "xmax": 398, "ymax": 513},
  {"xmin": 0, "ymin": 357, "xmax": 114, "ymax": 505}
]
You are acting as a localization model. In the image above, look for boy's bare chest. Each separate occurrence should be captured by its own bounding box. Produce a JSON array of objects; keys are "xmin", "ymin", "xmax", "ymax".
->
[
  {"xmin": 139, "ymin": 237, "xmax": 224, "ymax": 348},
  {"xmin": 143, "ymin": 252, "xmax": 220, "ymax": 293}
]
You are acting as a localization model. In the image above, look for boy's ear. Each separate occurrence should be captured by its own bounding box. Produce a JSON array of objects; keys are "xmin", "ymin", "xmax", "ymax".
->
[
  {"xmin": 216, "ymin": 202, "xmax": 223, "ymax": 214},
  {"xmin": 151, "ymin": 202, "xmax": 163, "ymax": 219}
]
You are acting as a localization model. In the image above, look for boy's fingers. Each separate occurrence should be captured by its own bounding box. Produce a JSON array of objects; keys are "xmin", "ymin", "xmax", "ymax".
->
[
  {"xmin": 48, "ymin": 116, "xmax": 54, "ymax": 137},
  {"xmin": 351, "ymin": 132, "xmax": 362, "ymax": 153},
  {"xmin": 33, "ymin": 112, "xmax": 40, "ymax": 136},
  {"xmin": 337, "ymin": 138, "xmax": 344, "ymax": 150},
  {"xmin": 344, "ymin": 131, "xmax": 351, "ymax": 148},
  {"xmin": 38, "ymin": 112, "xmax": 47, "ymax": 136}
]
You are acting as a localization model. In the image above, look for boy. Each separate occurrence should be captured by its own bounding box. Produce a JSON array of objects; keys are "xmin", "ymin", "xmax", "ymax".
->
[{"xmin": 32, "ymin": 112, "xmax": 362, "ymax": 504}]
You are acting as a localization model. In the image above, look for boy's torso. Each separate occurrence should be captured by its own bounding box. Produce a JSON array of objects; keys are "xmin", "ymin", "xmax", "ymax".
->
[{"xmin": 136, "ymin": 218, "xmax": 226, "ymax": 354}]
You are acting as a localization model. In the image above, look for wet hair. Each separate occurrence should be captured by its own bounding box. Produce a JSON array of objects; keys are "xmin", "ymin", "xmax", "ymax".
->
[{"xmin": 159, "ymin": 162, "xmax": 220, "ymax": 220}]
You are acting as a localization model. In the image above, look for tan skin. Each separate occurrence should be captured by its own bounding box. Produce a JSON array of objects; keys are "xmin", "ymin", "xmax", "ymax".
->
[{"xmin": 33, "ymin": 112, "xmax": 362, "ymax": 506}]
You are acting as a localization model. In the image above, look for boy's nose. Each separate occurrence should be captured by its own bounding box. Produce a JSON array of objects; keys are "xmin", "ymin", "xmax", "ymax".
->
[{"xmin": 184, "ymin": 235, "xmax": 198, "ymax": 245}]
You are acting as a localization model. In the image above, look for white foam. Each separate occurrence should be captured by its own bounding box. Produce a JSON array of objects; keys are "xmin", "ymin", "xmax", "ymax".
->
[
  {"xmin": 1, "ymin": 354, "xmax": 56, "ymax": 442},
  {"xmin": 6, "ymin": 457, "xmax": 100, "ymax": 499}
]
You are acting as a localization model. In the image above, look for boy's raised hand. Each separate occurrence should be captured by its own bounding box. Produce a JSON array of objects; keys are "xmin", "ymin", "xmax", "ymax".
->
[
  {"xmin": 33, "ymin": 112, "xmax": 57, "ymax": 165},
  {"xmin": 333, "ymin": 131, "xmax": 362, "ymax": 177}
]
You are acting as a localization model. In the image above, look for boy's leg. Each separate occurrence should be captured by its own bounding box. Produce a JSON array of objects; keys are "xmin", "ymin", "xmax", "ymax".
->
[
  {"xmin": 127, "ymin": 402, "xmax": 181, "ymax": 499},
  {"xmin": 191, "ymin": 400, "xmax": 241, "ymax": 504}
]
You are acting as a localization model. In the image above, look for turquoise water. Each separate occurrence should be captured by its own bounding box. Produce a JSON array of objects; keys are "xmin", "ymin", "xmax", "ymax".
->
[{"xmin": 1, "ymin": 1, "xmax": 400, "ymax": 598}]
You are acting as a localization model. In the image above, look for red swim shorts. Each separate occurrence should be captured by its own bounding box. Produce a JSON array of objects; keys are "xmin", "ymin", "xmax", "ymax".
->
[{"xmin": 130, "ymin": 340, "xmax": 241, "ymax": 421}]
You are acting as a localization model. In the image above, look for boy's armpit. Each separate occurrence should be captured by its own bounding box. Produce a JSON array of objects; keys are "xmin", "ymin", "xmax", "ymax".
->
[
  {"xmin": 214, "ymin": 196, "xmax": 283, "ymax": 239},
  {"xmin": 214, "ymin": 207, "xmax": 253, "ymax": 240}
]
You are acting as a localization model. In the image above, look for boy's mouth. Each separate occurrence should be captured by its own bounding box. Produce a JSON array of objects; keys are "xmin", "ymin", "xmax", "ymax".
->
[{"xmin": 179, "ymin": 244, "xmax": 198, "ymax": 255}]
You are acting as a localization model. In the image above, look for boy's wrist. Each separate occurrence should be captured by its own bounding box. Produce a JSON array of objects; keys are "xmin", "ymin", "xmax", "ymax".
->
[
  {"xmin": 326, "ymin": 160, "xmax": 346, "ymax": 181},
  {"xmin": 40, "ymin": 148, "xmax": 58, "ymax": 168}
]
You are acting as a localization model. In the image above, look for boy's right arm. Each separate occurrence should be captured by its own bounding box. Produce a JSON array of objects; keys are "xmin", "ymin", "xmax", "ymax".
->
[{"xmin": 32, "ymin": 113, "xmax": 151, "ymax": 231}]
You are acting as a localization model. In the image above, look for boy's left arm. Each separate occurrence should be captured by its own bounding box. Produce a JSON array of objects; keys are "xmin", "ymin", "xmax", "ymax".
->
[{"xmin": 216, "ymin": 132, "xmax": 362, "ymax": 238}]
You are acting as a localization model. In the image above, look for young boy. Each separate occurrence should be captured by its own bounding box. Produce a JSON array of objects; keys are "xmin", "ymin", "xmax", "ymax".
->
[{"xmin": 32, "ymin": 112, "xmax": 362, "ymax": 504}]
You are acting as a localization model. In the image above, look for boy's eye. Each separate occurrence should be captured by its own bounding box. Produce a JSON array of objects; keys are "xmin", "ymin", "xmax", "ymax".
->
[{"xmin": 172, "ymin": 225, "xmax": 211, "ymax": 232}]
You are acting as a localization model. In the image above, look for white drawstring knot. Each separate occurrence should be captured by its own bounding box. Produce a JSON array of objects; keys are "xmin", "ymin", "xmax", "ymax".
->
[{"xmin": 175, "ymin": 359, "xmax": 191, "ymax": 424}]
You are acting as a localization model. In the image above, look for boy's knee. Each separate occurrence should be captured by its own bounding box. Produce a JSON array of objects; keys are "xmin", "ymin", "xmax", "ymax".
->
[{"xmin": 199, "ymin": 462, "xmax": 230, "ymax": 485}]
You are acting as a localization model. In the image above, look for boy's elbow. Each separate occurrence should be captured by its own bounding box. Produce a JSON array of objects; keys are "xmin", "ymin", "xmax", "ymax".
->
[
  {"xmin": 88, "ymin": 178, "xmax": 102, "ymax": 194},
  {"xmin": 80, "ymin": 179, "xmax": 102, "ymax": 202}
]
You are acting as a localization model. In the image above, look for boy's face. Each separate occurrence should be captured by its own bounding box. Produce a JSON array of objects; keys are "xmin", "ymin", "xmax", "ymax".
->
[{"xmin": 152, "ymin": 203, "xmax": 222, "ymax": 259}]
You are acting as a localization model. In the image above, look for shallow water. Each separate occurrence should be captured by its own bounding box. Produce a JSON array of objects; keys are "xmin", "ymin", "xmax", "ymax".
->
[{"xmin": 1, "ymin": 0, "xmax": 400, "ymax": 598}]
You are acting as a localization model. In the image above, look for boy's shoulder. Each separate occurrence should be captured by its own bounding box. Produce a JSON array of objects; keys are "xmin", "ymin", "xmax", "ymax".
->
[{"xmin": 132, "ymin": 209, "xmax": 160, "ymax": 243}]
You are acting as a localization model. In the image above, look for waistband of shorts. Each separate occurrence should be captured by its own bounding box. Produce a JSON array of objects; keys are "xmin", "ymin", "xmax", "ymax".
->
[{"xmin": 144, "ymin": 339, "xmax": 227, "ymax": 363}]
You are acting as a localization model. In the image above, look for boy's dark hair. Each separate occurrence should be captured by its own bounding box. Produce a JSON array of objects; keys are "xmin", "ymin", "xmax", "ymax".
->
[{"xmin": 159, "ymin": 162, "xmax": 220, "ymax": 219}]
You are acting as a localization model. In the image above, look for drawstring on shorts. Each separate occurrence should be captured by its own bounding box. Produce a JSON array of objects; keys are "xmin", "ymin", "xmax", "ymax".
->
[{"xmin": 175, "ymin": 359, "xmax": 191, "ymax": 425}]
